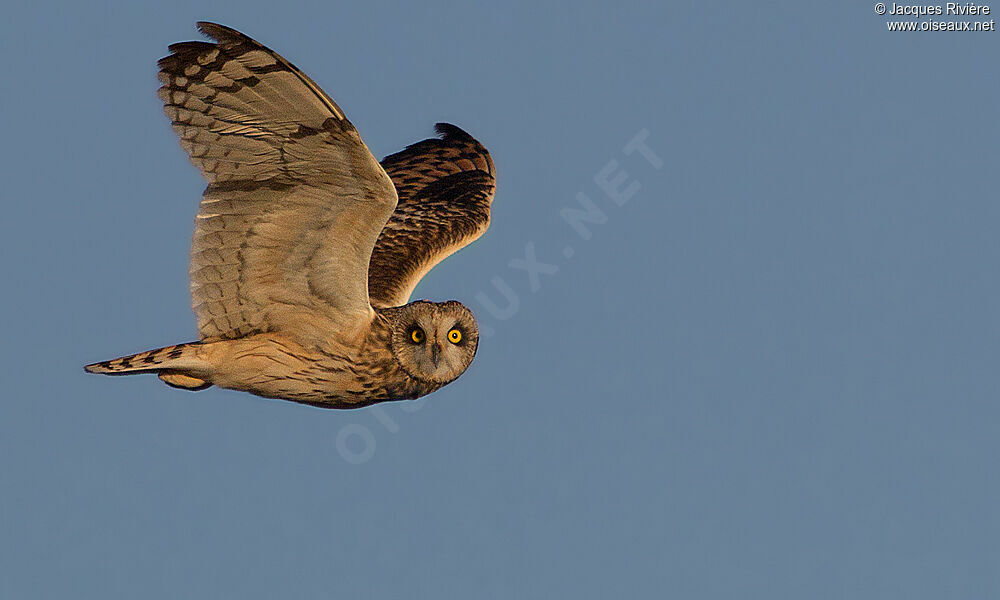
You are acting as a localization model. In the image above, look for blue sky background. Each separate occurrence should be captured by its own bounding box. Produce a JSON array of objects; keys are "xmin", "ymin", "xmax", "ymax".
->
[{"xmin": 2, "ymin": 2, "xmax": 999, "ymax": 598}]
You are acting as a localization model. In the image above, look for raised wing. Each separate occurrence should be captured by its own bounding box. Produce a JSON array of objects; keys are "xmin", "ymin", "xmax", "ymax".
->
[
  {"xmin": 157, "ymin": 22, "xmax": 397, "ymax": 341},
  {"xmin": 368, "ymin": 123, "xmax": 496, "ymax": 308}
]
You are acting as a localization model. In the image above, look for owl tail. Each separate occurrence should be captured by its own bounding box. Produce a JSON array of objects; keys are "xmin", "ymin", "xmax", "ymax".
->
[{"xmin": 84, "ymin": 343, "xmax": 212, "ymax": 391}]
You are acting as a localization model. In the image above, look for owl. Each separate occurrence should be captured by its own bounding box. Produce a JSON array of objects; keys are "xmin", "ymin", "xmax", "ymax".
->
[{"xmin": 84, "ymin": 23, "xmax": 496, "ymax": 409}]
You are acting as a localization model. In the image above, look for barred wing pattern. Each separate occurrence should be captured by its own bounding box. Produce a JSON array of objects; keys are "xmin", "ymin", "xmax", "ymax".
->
[
  {"xmin": 369, "ymin": 123, "xmax": 496, "ymax": 308},
  {"xmin": 158, "ymin": 22, "xmax": 397, "ymax": 341}
]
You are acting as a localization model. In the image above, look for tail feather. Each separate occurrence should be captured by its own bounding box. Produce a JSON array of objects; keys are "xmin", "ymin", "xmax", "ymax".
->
[{"xmin": 84, "ymin": 343, "xmax": 211, "ymax": 390}]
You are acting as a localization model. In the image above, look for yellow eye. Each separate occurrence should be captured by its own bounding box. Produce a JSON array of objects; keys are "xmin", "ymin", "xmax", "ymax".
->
[
  {"xmin": 410, "ymin": 328, "xmax": 425, "ymax": 343},
  {"xmin": 447, "ymin": 329, "xmax": 462, "ymax": 344}
]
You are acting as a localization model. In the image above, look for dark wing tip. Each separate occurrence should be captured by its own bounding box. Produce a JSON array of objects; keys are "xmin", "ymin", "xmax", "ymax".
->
[
  {"xmin": 195, "ymin": 22, "xmax": 267, "ymax": 50},
  {"xmin": 195, "ymin": 21, "xmax": 241, "ymax": 43},
  {"xmin": 435, "ymin": 123, "xmax": 493, "ymax": 171},
  {"xmin": 160, "ymin": 40, "xmax": 214, "ymax": 64},
  {"xmin": 160, "ymin": 23, "xmax": 262, "ymax": 69},
  {"xmin": 383, "ymin": 123, "xmax": 495, "ymax": 180},
  {"xmin": 434, "ymin": 122, "xmax": 474, "ymax": 141}
]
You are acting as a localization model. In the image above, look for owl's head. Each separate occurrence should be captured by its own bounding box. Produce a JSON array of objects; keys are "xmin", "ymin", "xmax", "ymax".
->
[{"xmin": 389, "ymin": 300, "xmax": 479, "ymax": 384}]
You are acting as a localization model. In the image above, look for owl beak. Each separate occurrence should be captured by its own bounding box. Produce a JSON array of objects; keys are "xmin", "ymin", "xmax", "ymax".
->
[{"xmin": 431, "ymin": 343, "xmax": 442, "ymax": 367}]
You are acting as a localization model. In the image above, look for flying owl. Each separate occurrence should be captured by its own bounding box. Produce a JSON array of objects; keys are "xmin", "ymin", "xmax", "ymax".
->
[{"xmin": 85, "ymin": 22, "xmax": 496, "ymax": 409}]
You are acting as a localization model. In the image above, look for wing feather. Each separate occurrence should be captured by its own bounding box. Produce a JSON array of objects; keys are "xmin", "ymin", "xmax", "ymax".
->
[
  {"xmin": 158, "ymin": 22, "xmax": 396, "ymax": 342},
  {"xmin": 369, "ymin": 124, "xmax": 496, "ymax": 308}
]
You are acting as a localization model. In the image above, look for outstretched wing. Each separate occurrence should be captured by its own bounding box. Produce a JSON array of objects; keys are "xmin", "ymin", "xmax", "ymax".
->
[
  {"xmin": 368, "ymin": 123, "xmax": 496, "ymax": 308},
  {"xmin": 157, "ymin": 22, "xmax": 397, "ymax": 342}
]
